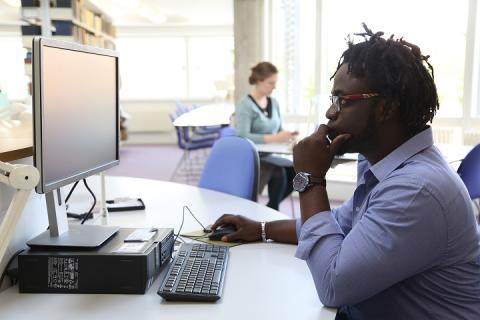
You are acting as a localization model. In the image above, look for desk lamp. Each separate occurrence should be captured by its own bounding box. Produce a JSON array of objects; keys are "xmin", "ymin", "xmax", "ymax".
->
[{"xmin": 0, "ymin": 161, "xmax": 39, "ymax": 265}]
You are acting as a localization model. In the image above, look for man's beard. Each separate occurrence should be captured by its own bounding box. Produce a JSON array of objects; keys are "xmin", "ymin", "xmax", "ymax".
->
[{"xmin": 332, "ymin": 109, "xmax": 378, "ymax": 155}]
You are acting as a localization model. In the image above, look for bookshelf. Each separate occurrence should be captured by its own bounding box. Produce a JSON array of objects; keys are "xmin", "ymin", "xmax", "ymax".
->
[
  {"xmin": 21, "ymin": 0, "xmax": 116, "ymax": 83},
  {"xmin": 6, "ymin": 0, "xmax": 121, "ymax": 160}
]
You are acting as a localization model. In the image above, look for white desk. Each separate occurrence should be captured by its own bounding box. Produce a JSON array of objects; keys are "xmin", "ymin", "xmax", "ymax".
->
[
  {"xmin": 173, "ymin": 103, "xmax": 234, "ymax": 127},
  {"xmin": 0, "ymin": 176, "xmax": 336, "ymax": 320},
  {"xmin": 256, "ymin": 143, "xmax": 359, "ymax": 161},
  {"xmin": 255, "ymin": 142, "xmax": 473, "ymax": 164},
  {"xmin": 254, "ymin": 142, "xmax": 474, "ymax": 202},
  {"xmin": 255, "ymin": 143, "xmax": 359, "ymax": 201}
]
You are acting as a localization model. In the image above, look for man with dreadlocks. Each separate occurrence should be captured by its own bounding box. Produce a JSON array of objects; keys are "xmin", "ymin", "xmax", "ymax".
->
[{"xmin": 211, "ymin": 24, "xmax": 480, "ymax": 319}]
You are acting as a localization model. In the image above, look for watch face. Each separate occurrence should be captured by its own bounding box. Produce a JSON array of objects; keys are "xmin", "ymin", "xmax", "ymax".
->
[{"xmin": 293, "ymin": 172, "xmax": 309, "ymax": 192}]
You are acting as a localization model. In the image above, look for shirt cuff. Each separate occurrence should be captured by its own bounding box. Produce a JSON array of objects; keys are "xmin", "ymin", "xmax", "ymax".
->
[{"xmin": 295, "ymin": 211, "xmax": 344, "ymax": 260}]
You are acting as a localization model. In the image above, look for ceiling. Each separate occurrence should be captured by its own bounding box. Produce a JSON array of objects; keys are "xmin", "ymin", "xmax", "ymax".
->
[{"xmin": 0, "ymin": 0, "xmax": 233, "ymax": 26}]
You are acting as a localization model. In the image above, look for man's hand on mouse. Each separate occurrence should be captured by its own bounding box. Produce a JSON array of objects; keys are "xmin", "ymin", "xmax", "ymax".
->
[{"xmin": 211, "ymin": 214, "xmax": 261, "ymax": 242}]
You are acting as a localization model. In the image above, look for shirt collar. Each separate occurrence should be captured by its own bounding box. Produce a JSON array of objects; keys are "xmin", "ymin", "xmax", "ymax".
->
[{"xmin": 366, "ymin": 126, "xmax": 434, "ymax": 183}]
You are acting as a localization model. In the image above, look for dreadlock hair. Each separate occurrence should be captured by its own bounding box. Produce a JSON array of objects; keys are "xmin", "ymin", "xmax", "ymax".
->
[{"xmin": 331, "ymin": 23, "xmax": 439, "ymax": 137}]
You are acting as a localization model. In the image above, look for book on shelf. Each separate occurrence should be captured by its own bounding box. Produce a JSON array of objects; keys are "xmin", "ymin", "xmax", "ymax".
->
[
  {"xmin": 52, "ymin": 20, "xmax": 74, "ymax": 36},
  {"xmin": 21, "ymin": 25, "xmax": 41, "ymax": 36},
  {"xmin": 21, "ymin": 0, "xmax": 72, "ymax": 7}
]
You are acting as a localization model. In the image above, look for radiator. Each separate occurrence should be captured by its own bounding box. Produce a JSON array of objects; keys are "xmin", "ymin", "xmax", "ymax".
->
[
  {"xmin": 464, "ymin": 129, "xmax": 480, "ymax": 145},
  {"xmin": 123, "ymin": 105, "xmax": 174, "ymax": 133},
  {"xmin": 432, "ymin": 127, "xmax": 462, "ymax": 145}
]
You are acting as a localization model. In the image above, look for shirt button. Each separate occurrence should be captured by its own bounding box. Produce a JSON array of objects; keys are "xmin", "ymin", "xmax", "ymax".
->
[{"xmin": 356, "ymin": 207, "xmax": 360, "ymax": 211}]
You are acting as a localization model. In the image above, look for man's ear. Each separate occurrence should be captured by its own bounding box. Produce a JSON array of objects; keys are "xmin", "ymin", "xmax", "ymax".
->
[{"xmin": 377, "ymin": 99, "xmax": 399, "ymax": 122}]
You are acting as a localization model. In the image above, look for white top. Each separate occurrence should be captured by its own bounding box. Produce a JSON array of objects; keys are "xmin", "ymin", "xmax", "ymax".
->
[
  {"xmin": 0, "ymin": 176, "xmax": 336, "ymax": 320},
  {"xmin": 173, "ymin": 103, "xmax": 234, "ymax": 127}
]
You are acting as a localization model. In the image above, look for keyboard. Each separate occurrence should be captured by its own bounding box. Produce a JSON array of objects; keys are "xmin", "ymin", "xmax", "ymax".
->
[{"xmin": 157, "ymin": 243, "xmax": 229, "ymax": 302}]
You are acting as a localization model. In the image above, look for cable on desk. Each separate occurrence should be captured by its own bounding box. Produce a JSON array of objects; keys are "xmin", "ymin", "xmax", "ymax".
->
[
  {"xmin": 173, "ymin": 205, "xmax": 209, "ymax": 245},
  {"xmin": 0, "ymin": 249, "xmax": 24, "ymax": 287}
]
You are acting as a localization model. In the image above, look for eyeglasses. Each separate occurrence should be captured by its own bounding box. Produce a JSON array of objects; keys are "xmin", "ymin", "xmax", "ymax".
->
[{"xmin": 330, "ymin": 93, "xmax": 381, "ymax": 113}]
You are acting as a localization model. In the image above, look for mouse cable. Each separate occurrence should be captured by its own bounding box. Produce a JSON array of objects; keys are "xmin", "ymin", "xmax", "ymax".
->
[
  {"xmin": 173, "ymin": 205, "xmax": 209, "ymax": 245},
  {"xmin": 184, "ymin": 205, "xmax": 210, "ymax": 232}
]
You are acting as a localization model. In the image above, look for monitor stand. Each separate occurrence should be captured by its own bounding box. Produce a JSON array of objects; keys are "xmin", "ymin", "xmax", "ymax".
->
[{"xmin": 27, "ymin": 188, "xmax": 119, "ymax": 249}]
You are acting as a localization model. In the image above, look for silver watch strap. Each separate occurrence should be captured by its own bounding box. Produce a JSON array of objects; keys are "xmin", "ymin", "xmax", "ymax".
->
[{"xmin": 261, "ymin": 221, "xmax": 267, "ymax": 242}]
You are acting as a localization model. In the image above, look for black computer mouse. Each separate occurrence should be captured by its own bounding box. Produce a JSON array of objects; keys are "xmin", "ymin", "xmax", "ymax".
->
[{"xmin": 208, "ymin": 224, "xmax": 237, "ymax": 241}]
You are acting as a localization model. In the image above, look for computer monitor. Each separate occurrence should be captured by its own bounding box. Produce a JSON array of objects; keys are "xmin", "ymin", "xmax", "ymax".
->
[{"xmin": 27, "ymin": 37, "xmax": 120, "ymax": 248}]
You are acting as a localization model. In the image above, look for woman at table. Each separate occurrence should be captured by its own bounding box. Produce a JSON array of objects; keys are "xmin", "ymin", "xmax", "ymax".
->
[{"xmin": 235, "ymin": 61, "xmax": 298, "ymax": 210}]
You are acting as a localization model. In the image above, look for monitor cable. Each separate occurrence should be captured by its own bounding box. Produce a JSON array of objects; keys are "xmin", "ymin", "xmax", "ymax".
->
[
  {"xmin": 80, "ymin": 179, "xmax": 96, "ymax": 224},
  {"xmin": 64, "ymin": 180, "xmax": 80, "ymax": 204},
  {"xmin": 64, "ymin": 179, "xmax": 96, "ymax": 223}
]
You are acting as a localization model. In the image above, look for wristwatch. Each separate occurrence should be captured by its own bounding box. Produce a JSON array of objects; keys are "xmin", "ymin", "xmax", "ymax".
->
[{"xmin": 292, "ymin": 172, "xmax": 326, "ymax": 192}]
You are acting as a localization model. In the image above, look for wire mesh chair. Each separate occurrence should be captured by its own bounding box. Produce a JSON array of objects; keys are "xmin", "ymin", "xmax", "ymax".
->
[{"xmin": 169, "ymin": 113, "xmax": 216, "ymax": 185}]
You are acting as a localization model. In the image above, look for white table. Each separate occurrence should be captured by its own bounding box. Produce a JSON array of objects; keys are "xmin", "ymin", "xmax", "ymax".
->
[
  {"xmin": 256, "ymin": 142, "xmax": 359, "ymax": 161},
  {"xmin": 0, "ymin": 176, "xmax": 336, "ymax": 320},
  {"xmin": 254, "ymin": 142, "xmax": 474, "ymax": 202},
  {"xmin": 173, "ymin": 103, "xmax": 234, "ymax": 127}
]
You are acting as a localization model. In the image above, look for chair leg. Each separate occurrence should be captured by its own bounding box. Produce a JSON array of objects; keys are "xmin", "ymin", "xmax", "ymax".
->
[
  {"xmin": 185, "ymin": 150, "xmax": 192, "ymax": 184},
  {"xmin": 171, "ymin": 147, "xmax": 211, "ymax": 185},
  {"xmin": 170, "ymin": 151, "xmax": 188, "ymax": 182}
]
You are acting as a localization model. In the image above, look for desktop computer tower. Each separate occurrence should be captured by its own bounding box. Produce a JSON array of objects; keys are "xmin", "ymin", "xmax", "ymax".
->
[{"xmin": 18, "ymin": 228, "xmax": 174, "ymax": 294}]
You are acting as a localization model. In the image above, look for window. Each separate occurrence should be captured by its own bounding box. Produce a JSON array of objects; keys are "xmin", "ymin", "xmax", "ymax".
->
[
  {"xmin": 267, "ymin": 0, "xmax": 480, "ymax": 142},
  {"xmin": 116, "ymin": 35, "xmax": 233, "ymax": 100},
  {"xmin": 188, "ymin": 37, "xmax": 234, "ymax": 99},
  {"xmin": 319, "ymin": 0, "xmax": 469, "ymax": 119},
  {"xmin": 116, "ymin": 37, "xmax": 187, "ymax": 100},
  {"xmin": 269, "ymin": 0, "xmax": 316, "ymax": 115},
  {"xmin": 0, "ymin": 36, "xmax": 28, "ymax": 101}
]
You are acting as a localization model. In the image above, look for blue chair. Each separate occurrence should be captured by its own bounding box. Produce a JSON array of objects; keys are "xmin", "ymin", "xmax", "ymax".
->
[
  {"xmin": 457, "ymin": 144, "xmax": 480, "ymax": 227},
  {"xmin": 457, "ymin": 144, "xmax": 480, "ymax": 200},
  {"xmin": 218, "ymin": 126, "xmax": 236, "ymax": 138},
  {"xmin": 198, "ymin": 136, "xmax": 259, "ymax": 201}
]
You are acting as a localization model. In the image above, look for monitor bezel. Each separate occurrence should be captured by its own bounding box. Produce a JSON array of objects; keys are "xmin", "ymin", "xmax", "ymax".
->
[{"xmin": 33, "ymin": 37, "xmax": 120, "ymax": 194}]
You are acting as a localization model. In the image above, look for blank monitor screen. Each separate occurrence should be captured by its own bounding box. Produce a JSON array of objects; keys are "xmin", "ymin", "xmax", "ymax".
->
[{"xmin": 34, "ymin": 38, "xmax": 119, "ymax": 193}]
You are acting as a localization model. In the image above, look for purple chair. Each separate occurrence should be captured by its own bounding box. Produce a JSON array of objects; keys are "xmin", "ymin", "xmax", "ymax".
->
[{"xmin": 169, "ymin": 113, "xmax": 215, "ymax": 184}]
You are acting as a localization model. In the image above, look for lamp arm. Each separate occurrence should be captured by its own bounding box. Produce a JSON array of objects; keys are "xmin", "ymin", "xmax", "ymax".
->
[{"xmin": 0, "ymin": 161, "xmax": 39, "ymax": 268}]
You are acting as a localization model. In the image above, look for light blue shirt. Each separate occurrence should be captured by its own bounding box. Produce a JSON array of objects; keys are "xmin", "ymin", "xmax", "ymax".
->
[
  {"xmin": 295, "ymin": 127, "xmax": 480, "ymax": 319},
  {"xmin": 234, "ymin": 95, "xmax": 282, "ymax": 144}
]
